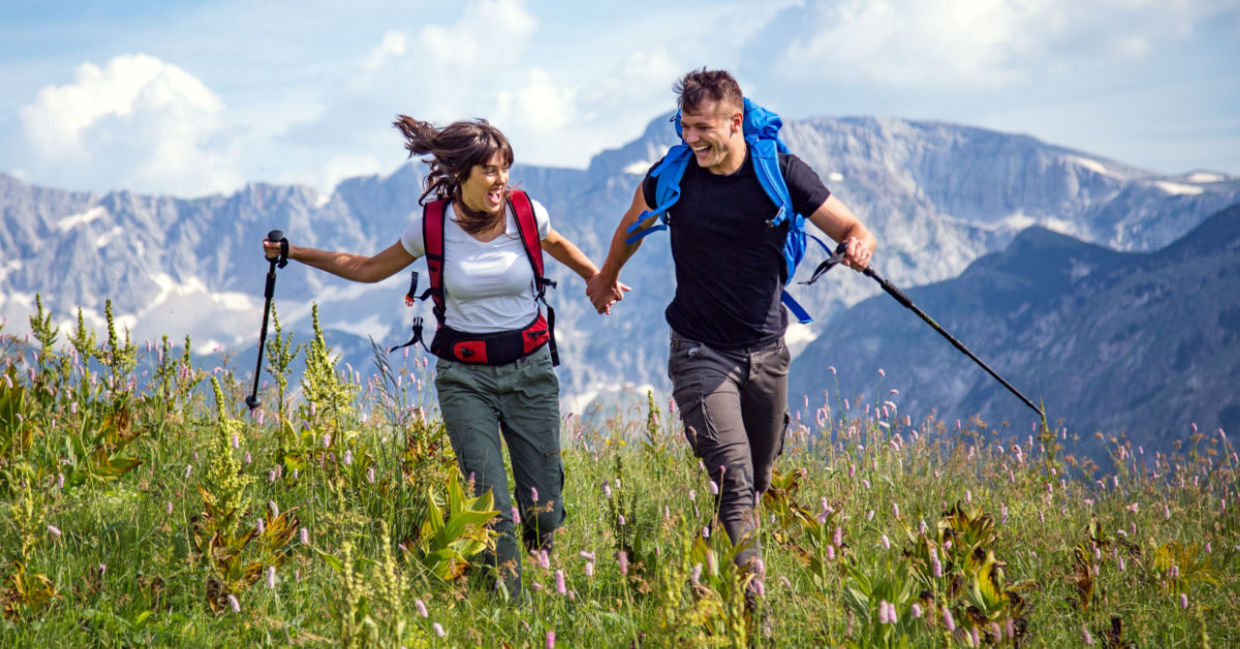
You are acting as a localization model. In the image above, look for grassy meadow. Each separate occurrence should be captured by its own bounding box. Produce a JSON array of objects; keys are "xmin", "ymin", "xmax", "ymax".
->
[{"xmin": 1, "ymin": 299, "xmax": 1237, "ymax": 648}]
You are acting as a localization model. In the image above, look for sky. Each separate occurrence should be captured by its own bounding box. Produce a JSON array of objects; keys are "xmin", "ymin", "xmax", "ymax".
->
[{"xmin": 1, "ymin": 0, "xmax": 1238, "ymax": 198}]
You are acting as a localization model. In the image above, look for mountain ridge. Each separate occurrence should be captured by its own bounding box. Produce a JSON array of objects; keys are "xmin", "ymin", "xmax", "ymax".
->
[{"xmin": 2, "ymin": 114, "xmax": 1238, "ymax": 447}]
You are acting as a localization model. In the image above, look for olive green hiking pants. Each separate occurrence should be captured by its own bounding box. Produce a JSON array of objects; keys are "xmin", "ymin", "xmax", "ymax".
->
[{"xmin": 434, "ymin": 345, "xmax": 565, "ymax": 598}]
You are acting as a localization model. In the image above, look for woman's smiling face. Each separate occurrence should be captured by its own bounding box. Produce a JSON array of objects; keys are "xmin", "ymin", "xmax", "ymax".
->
[{"xmin": 458, "ymin": 151, "xmax": 510, "ymax": 214}]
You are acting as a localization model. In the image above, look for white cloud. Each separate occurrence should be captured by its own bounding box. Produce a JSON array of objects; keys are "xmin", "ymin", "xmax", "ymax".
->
[
  {"xmin": 362, "ymin": 31, "xmax": 409, "ymax": 75},
  {"xmin": 761, "ymin": 0, "xmax": 1224, "ymax": 88},
  {"xmin": 420, "ymin": 0, "xmax": 537, "ymax": 71},
  {"xmin": 496, "ymin": 48, "xmax": 682, "ymax": 168},
  {"xmin": 18, "ymin": 54, "xmax": 243, "ymax": 196}
]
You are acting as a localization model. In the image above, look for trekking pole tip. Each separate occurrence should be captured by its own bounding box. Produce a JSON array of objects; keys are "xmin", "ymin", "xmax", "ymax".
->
[{"xmin": 245, "ymin": 395, "xmax": 261, "ymax": 410}]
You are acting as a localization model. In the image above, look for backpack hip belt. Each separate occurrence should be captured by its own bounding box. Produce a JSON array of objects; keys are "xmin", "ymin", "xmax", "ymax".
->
[{"xmin": 430, "ymin": 312, "xmax": 550, "ymax": 365}]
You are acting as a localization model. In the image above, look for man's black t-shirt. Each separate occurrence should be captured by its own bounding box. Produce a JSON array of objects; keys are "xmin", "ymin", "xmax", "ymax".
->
[{"xmin": 642, "ymin": 148, "xmax": 831, "ymax": 349}]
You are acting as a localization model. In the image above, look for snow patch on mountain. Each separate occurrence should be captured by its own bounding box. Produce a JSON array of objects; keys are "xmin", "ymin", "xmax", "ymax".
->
[
  {"xmin": 94, "ymin": 226, "xmax": 125, "ymax": 249},
  {"xmin": 623, "ymin": 161, "xmax": 652, "ymax": 175},
  {"xmin": 57, "ymin": 206, "xmax": 108, "ymax": 231},
  {"xmin": 1064, "ymin": 155, "xmax": 1122, "ymax": 179},
  {"xmin": 1151, "ymin": 181, "xmax": 1205, "ymax": 195}
]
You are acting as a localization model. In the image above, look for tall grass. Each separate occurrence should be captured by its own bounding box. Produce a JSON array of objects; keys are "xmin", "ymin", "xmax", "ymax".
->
[{"xmin": 0, "ymin": 301, "xmax": 1236, "ymax": 647}]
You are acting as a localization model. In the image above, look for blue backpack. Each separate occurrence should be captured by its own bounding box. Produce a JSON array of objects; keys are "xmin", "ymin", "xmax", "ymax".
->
[{"xmin": 625, "ymin": 98, "xmax": 830, "ymax": 324}]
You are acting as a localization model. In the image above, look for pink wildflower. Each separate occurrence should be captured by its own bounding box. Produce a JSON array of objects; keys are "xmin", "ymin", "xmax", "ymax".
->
[
  {"xmin": 555, "ymin": 570, "xmax": 566, "ymax": 595},
  {"xmin": 416, "ymin": 599, "xmax": 428, "ymax": 618},
  {"xmin": 942, "ymin": 608, "xmax": 955, "ymax": 631},
  {"xmin": 433, "ymin": 622, "xmax": 445, "ymax": 638},
  {"xmin": 47, "ymin": 525, "xmax": 62, "ymax": 538},
  {"xmin": 618, "ymin": 551, "xmax": 629, "ymax": 576},
  {"xmin": 546, "ymin": 631, "xmax": 555, "ymax": 649},
  {"xmin": 228, "ymin": 594, "xmax": 240, "ymax": 613}
]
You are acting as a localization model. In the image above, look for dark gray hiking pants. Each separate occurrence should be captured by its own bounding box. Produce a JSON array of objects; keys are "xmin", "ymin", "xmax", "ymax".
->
[
  {"xmin": 434, "ymin": 345, "xmax": 565, "ymax": 597},
  {"xmin": 667, "ymin": 330, "xmax": 790, "ymax": 569}
]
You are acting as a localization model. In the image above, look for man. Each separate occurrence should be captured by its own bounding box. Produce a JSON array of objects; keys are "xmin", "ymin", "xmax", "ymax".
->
[{"xmin": 586, "ymin": 69, "xmax": 876, "ymax": 589}]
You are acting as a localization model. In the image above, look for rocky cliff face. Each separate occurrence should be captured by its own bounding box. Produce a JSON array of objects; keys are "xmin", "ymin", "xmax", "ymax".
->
[{"xmin": 2, "ymin": 114, "xmax": 1238, "ymax": 439}]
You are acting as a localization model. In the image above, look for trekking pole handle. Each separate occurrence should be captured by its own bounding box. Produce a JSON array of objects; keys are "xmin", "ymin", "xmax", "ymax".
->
[{"xmin": 266, "ymin": 230, "xmax": 290, "ymax": 268}]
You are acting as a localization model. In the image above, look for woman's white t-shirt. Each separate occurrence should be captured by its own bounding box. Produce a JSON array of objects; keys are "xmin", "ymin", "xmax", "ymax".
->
[{"xmin": 400, "ymin": 199, "xmax": 551, "ymax": 334}]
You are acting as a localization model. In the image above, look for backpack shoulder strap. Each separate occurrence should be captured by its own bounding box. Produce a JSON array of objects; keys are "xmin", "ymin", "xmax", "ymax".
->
[
  {"xmin": 423, "ymin": 198, "xmax": 448, "ymax": 325},
  {"xmin": 388, "ymin": 199, "xmax": 447, "ymax": 354},
  {"xmin": 625, "ymin": 144, "xmax": 693, "ymax": 245},
  {"xmin": 508, "ymin": 190, "xmax": 545, "ymax": 281},
  {"xmin": 508, "ymin": 190, "xmax": 560, "ymax": 366}
]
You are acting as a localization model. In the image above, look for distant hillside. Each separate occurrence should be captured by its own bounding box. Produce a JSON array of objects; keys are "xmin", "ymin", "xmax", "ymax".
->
[{"xmin": 789, "ymin": 203, "xmax": 1240, "ymax": 453}]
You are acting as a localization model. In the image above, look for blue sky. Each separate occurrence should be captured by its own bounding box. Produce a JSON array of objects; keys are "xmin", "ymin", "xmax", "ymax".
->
[{"xmin": 1, "ymin": 0, "xmax": 1237, "ymax": 197}]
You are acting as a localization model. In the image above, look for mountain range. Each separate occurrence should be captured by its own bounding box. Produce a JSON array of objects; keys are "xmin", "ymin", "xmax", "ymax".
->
[
  {"xmin": 789, "ymin": 204, "xmax": 1240, "ymax": 454},
  {"xmin": 2, "ymin": 112, "xmax": 1238, "ymax": 450}
]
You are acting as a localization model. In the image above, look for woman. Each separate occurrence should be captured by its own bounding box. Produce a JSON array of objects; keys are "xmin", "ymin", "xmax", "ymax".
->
[{"xmin": 263, "ymin": 116, "xmax": 603, "ymax": 598}]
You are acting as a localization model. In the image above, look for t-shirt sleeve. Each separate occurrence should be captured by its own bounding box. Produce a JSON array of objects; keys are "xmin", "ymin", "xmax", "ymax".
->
[
  {"xmin": 399, "ymin": 211, "xmax": 425, "ymax": 258},
  {"xmin": 780, "ymin": 153, "xmax": 832, "ymax": 217},
  {"xmin": 532, "ymin": 198, "xmax": 552, "ymax": 240}
]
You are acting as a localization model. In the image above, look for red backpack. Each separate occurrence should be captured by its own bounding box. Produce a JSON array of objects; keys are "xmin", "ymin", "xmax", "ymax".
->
[{"xmin": 391, "ymin": 190, "xmax": 559, "ymax": 366}]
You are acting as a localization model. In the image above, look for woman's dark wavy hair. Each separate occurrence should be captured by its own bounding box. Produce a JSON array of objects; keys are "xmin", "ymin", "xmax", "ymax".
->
[{"xmin": 392, "ymin": 116, "xmax": 515, "ymax": 234}]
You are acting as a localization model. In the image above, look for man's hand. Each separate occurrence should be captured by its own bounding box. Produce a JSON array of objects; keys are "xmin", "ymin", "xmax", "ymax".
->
[
  {"xmin": 842, "ymin": 236, "xmax": 872, "ymax": 271},
  {"xmin": 587, "ymin": 272, "xmax": 630, "ymax": 314}
]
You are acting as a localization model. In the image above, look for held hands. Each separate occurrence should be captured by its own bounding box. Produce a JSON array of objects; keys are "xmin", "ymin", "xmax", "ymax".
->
[{"xmin": 586, "ymin": 272, "xmax": 630, "ymax": 315}]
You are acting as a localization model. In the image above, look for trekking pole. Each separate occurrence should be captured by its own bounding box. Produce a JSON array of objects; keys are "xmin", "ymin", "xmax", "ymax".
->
[
  {"xmin": 805, "ymin": 243, "xmax": 1042, "ymax": 417},
  {"xmin": 245, "ymin": 230, "xmax": 289, "ymax": 410}
]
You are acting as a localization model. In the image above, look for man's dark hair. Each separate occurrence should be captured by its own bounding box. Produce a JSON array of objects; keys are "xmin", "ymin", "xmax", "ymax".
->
[{"xmin": 674, "ymin": 68, "xmax": 744, "ymax": 114}]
